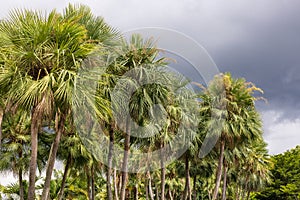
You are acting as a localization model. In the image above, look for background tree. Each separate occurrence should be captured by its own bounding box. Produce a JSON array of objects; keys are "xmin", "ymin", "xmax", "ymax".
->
[
  {"xmin": 0, "ymin": 110, "xmax": 31, "ymax": 200},
  {"xmin": 253, "ymin": 145, "xmax": 300, "ymax": 200},
  {"xmin": 199, "ymin": 73, "xmax": 266, "ymax": 200}
]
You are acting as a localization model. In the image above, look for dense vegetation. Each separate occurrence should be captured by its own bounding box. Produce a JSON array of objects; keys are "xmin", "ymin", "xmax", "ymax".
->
[
  {"xmin": 0, "ymin": 4, "xmax": 297, "ymax": 200},
  {"xmin": 253, "ymin": 145, "xmax": 300, "ymax": 200}
]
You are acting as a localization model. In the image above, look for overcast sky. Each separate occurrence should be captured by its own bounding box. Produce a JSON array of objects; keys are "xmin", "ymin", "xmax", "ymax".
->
[{"xmin": 0, "ymin": 0, "xmax": 299, "ymax": 184}]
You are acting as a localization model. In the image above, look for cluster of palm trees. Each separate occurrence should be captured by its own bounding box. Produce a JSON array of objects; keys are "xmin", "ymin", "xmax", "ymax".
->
[{"xmin": 0, "ymin": 4, "xmax": 271, "ymax": 200}]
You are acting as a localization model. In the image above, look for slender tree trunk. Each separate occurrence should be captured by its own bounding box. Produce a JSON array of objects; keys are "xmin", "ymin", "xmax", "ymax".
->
[
  {"xmin": 113, "ymin": 169, "xmax": 119, "ymax": 200},
  {"xmin": 28, "ymin": 99, "xmax": 44, "ymax": 200},
  {"xmin": 155, "ymin": 184, "xmax": 159, "ymax": 200},
  {"xmin": 91, "ymin": 165, "xmax": 95, "ymax": 200},
  {"xmin": 212, "ymin": 140, "xmax": 225, "ymax": 200},
  {"xmin": 17, "ymin": 149, "xmax": 24, "ymax": 200},
  {"xmin": 246, "ymin": 191, "xmax": 251, "ymax": 200},
  {"xmin": 183, "ymin": 154, "xmax": 191, "ymax": 200},
  {"xmin": 0, "ymin": 108, "xmax": 3, "ymax": 149},
  {"xmin": 235, "ymin": 186, "xmax": 240, "ymax": 200},
  {"xmin": 42, "ymin": 112, "xmax": 66, "ymax": 200},
  {"xmin": 160, "ymin": 144, "xmax": 166, "ymax": 200},
  {"xmin": 125, "ymin": 188, "xmax": 130, "ymax": 199},
  {"xmin": 120, "ymin": 120, "xmax": 131, "ymax": 200},
  {"xmin": 147, "ymin": 171, "xmax": 155, "ymax": 200},
  {"xmin": 193, "ymin": 175, "xmax": 197, "ymax": 200},
  {"xmin": 160, "ymin": 167, "xmax": 166, "ymax": 200},
  {"xmin": 87, "ymin": 167, "xmax": 91, "ymax": 200},
  {"xmin": 57, "ymin": 154, "xmax": 71, "ymax": 200},
  {"xmin": 134, "ymin": 183, "xmax": 139, "ymax": 200},
  {"xmin": 107, "ymin": 125, "xmax": 114, "ymax": 200},
  {"xmin": 221, "ymin": 160, "xmax": 227, "ymax": 200},
  {"xmin": 19, "ymin": 165, "xmax": 24, "ymax": 200},
  {"xmin": 118, "ymin": 172, "xmax": 122, "ymax": 196},
  {"xmin": 28, "ymin": 116, "xmax": 38, "ymax": 200},
  {"xmin": 146, "ymin": 176, "xmax": 149, "ymax": 200},
  {"xmin": 168, "ymin": 189, "xmax": 174, "ymax": 200}
]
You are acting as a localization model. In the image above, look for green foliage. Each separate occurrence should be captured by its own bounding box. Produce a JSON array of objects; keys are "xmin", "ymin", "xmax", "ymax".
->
[
  {"xmin": 1, "ymin": 182, "xmax": 24, "ymax": 199},
  {"xmin": 253, "ymin": 145, "xmax": 300, "ymax": 200}
]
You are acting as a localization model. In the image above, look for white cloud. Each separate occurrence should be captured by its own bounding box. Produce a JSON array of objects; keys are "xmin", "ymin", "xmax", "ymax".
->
[
  {"xmin": 0, "ymin": 172, "xmax": 15, "ymax": 186},
  {"xmin": 0, "ymin": 161, "xmax": 63, "ymax": 186},
  {"xmin": 262, "ymin": 111, "xmax": 300, "ymax": 155}
]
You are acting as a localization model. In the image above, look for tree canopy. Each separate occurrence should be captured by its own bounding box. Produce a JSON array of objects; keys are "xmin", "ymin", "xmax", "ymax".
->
[{"xmin": 253, "ymin": 145, "xmax": 300, "ymax": 200}]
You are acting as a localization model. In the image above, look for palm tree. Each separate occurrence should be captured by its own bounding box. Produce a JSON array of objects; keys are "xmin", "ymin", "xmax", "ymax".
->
[
  {"xmin": 0, "ymin": 4, "xmax": 118, "ymax": 199},
  {"xmin": 0, "ymin": 110, "xmax": 31, "ymax": 200},
  {"xmin": 105, "ymin": 34, "xmax": 167, "ymax": 200},
  {"xmin": 111, "ymin": 35, "xmax": 199, "ymax": 199},
  {"xmin": 56, "ymin": 123, "xmax": 101, "ymax": 200},
  {"xmin": 0, "ymin": 10, "xmax": 61, "ymax": 198},
  {"xmin": 182, "ymin": 104, "xmax": 204, "ymax": 200},
  {"xmin": 56, "ymin": 131, "xmax": 77, "ymax": 200},
  {"xmin": 0, "ymin": 110, "xmax": 54, "ymax": 200},
  {"xmin": 235, "ymin": 139, "xmax": 271, "ymax": 199},
  {"xmin": 53, "ymin": 5, "xmax": 119, "ymax": 200},
  {"xmin": 199, "ymin": 73, "xmax": 264, "ymax": 200},
  {"xmin": 0, "ymin": 10, "xmax": 60, "ymax": 199}
]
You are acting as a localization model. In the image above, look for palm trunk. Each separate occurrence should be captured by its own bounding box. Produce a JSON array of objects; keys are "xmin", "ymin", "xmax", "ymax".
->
[
  {"xmin": 160, "ymin": 143, "xmax": 166, "ymax": 200},
  {"xmin": 212, "ymin": 140, "xmax": 225, "ymax": 200},
  {"xmin": 183, "ymin": 153, "xmax": 191, "ymax": 200},
  {"xmin": 42, "ymin": 112, "xmax": 66, "ymax": 200},
  {"xmin": 147, "ymin": 171, "xmax": 155, "ymax": 200},
  {"xmin": 193, "ymin": 175, "xmax": 197, "ymax": 200},
  {"xmin": 146, "ymin": 186, "xmax": 149, "ymax": 200},
  {"xmin": 235, "ymin": 185, "xmax": 240, "ymax": 200},
  {"xmin": 246, "ymin": 191, "xmax": 251, "ymax": 200},
  {"xmin": 19, "ymin": 164, "xmax": 24, "ymax": 200},
  {"xmin": 28, "ymin": 100, "xmax": 44, "ymax": 200},
  {"xmin": 221, "ymin": 160, "xmax": 227, "ymax": 200},
  {"xmin": 118, "ymin": 172, "xmax": 122, "ymax": 195},
  {"xmin": 146, "ymin": 176, "xmax": 149, "ymax": 200},
  {"xmin": 120, "ymin": 120, "xmax": 131, "ymax": 200},
  {"xmin": 168, "ymin": 189, "xmax": 174, "ymax": 200},
  {"xmin": 160, "ymin": 166, "xmax": 166, "ymax": 200},
  {"xmin": 91, "ymin": 165, "xmax": 95, "ymax": 200},
  {"xmin": 113, "ymin": 169, "xmax": 119, "ymax": 200},
  {"xmin": 57, "ymin": 154, "xmax": 71, "ymax": 200},
  {"xmin": 125, "ymin": 188, "xmax": 130, "ymax": 199},
  {"xmin": 87, "ymin": 167, "xmax": 91, "ymax": 200},
  {"xmin": 155, "ymin": 184, "xmax": 159, "ymax": 200},
  {"xmin": 208, "ymin": 190, "xmax": 212, "ymax": 200},
  {"xmin": 134, "ymin": 183, "xmax": 139, "ymax": 200},
  {"xmin": 0, "ymin": 108, "xmax": 3, "ymax": 149},
  {"xmin": 28, "ymin": 116, "xmax": 38, "ymax": 200},
  {"xmin": 107, "ymin": 125, "xmax": 114, "ymax": 200}
]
